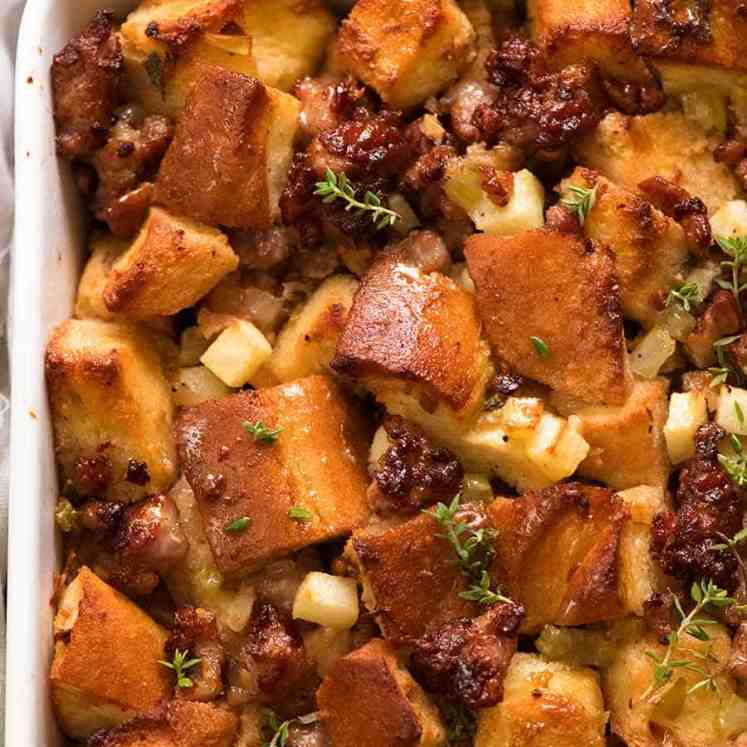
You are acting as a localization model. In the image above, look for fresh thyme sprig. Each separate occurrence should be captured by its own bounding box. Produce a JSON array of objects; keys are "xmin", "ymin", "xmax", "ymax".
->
[
  {"xmin": 441, "ymin": 701, "xmax": 477, "ymax": 744},
  {"xmin": 642, "ymin": 579, "xmax": 745, "ymax": 703},
  {"xmin": 713, "ymin": 527, "xmax": 747, "ymax": 552},
  {"xmin": 718, "ymin": 434, "xmax": 747, "ymax": 487},
  {"xmin": 716, "ymin": 235, "xmax": 747, "ymax": 315},
  {"xmin": 242, "ymin": 420, "xmax": 282, "ymax": 444},
  {"xmin": 425, "ymin": 495, "xmax": 512, "ymax": 606},
  {"xmin": 709, "ymin": 334, "xmax": 742, "ymax": 388},
  {"xmin": 261, "ymin": 710, "xmax": 319, "ymax": 747},
  {"xmin": 314, "ymin": 169, "xmax": 400, "ymax": 230},
  {"xmin": 560, "ymin": 184, "xmax": 597, "ymax": 225},
  {"xmin": 159, "ymin": 649, "xmax": 202, "ymax": 689},
  {"xmin": 666, "ymin": 281, "xmax": 702, "ymax": 313}
]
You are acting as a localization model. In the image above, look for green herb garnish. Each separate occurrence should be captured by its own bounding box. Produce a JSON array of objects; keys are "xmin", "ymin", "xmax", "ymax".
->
[
  {"xmin": 709, "ymin": 334, "xmax": 742, "ymax": 388},
  {"xmin": 144, "ymin": 52, "xmax": 164, "ymax": 95},
  {"xmin": 159, "ymin": 649, "xmax": 202, "ymax": 689},
  {"xmin": 530, "ymin": 336, "xmax": 550, "ymax": 359},
  {"xmin": 224, "ymin": 516, "xmax": 252, "ymax": 533},
  {"xmin": 288, "ymin": 506, "xmax": 313, "ymax": 523},
  {"xmin": 718, "ymin": 434, "xmax": 747, "ymax": 488},
  {"xmin": 242, "ymin": 420, "xmax": 282, "ymax": 444},
  {"xmin": 667, "ymin": 281, "xmax": 702, "ymax": 313},
  {"xmin": 716, "ymin": 235, "xmax": 747, "ymax": 315},
  {"xmin": 560, "ymin": 184, "xmax": 596, "ymax": 225}
]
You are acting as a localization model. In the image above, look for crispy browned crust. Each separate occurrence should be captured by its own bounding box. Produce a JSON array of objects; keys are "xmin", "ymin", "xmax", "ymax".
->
[
  {"xmin": 87, "ymin": 700, "xmax": 238, "ymax": 747},
  {"xmin": 103, "ymin": 207, "xmax": 238, "ymax": 318},
  {"xmin": 332, "ymin": 251, "xmax": 489, "ymax": 413},
  {"xmin": 631, "ymin": 0, "xmax": 747, "ymax": 71},
  {"xmin": 175, "ymin": 375, "xmax": 370, "ymax": 575},
  {"xmin": 51, "ymin": 10, "xmax": 122, "ymax": 159},
  {"xmin": 51, "ymin": 568, "xmax": 170, "ymax": 728},
  {"xmin": 155, "ymin": 67, "xmax": 272, "ymax": 229},
  {"xmin": 351, "ymin": 513, "xmax": 476, "ymax": 644},
  {"xmin": 488, "ymin": 483, "xmax": 629, "ymax": 633},
  {"xmin": 465, "ymin": 228, "xmax": 630, "ymax": 406},
  {"xmin": 317, "ymin": 639, "xmax": 445, "ymax": 747}
]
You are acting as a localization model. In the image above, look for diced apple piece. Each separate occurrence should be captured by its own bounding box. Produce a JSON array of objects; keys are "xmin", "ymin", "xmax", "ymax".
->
[
  {"xmin": 630, "ymin": 326, "xmax": 676, "ymax": 380},
  {"xmin": 527, "ymin": 413, "xmax": 590, "ymax": 483},
  {"xmin": 200, "ymin": 320, "xmax": 271, "ymax": 388},
  {"xmin": 171, "ymin": 366, "xmax": 231, "ymax": 406},
  {"xmin": 716, "ymin": 386, "xmax": 747, "ymax": 435},
  {"xmin": 293, "ymin": 572, "xmax": 359, "ymax": 630},
  {"xmin": 665, "ymin": 390, "xmax": 709, "ymax": 464}
]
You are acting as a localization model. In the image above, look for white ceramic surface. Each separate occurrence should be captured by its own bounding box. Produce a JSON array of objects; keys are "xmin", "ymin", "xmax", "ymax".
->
[{"xmin": 8, "ymin": 1, "xmax": 134, "ymax": 743}]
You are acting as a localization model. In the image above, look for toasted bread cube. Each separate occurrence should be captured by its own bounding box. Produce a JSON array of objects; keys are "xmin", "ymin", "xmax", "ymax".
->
[
  {"xmin": 528, "ymin": 0, "xmax": 655, "ymax": 85},
  {"xmin": 350, "ymin": 512, "xmax": 476, "ymax": 643},
  {"xmin": 81, "ymin": 700, "xmax": 238, "ymax": 747},
  {"xmin": 489, "ymin": 484, "xmax": 629, "ymax": 633},
  {"xmin": 560, "ymin": 168, "xmax": 689, "ymax": 328},
  {"xmin": 665, "ymin": 390, "xmax": 709, "ymax": 464},
  {"xmin": 238, "ymin": 0, "xmax": 335, "ymax": 92},
  {"xmin": 50, "ymin": 568, "xmax": 170, "ymax": 738},
  {"xmin": 175, "ymin": 375, "xmax": 370, "ymax": 575},
  {"xmin": 103, "ymin": 207, "xmax": 238, "ymax": 318},
  {"xmin": 155, "ymin": 67, "xmax": 301, "ymax": 229},
  {"xmin": 476, "ymin": 654, "xmax": 607, "ymax": 747},
  {"xmin": 551, "ymin": 380, "xmax": 671, "ymax": 491},
  {"xmin": 200, "ymin": 319, "xmax": 272, "ymax": 388},
  {"xmin": 170, "ymin": 365, "xmax": 231, "ymax": 406},
  {"xmin": 336, "ymin": 0, "xmax": 476, "ymax": 109},
  {"xmin": 332, "ymin": 253, "xmax": 492, "ymax": 418},
  {"xmin": 269, "ymin": 274, "xmax": 359, "ymax": 384},
  {"xmin": 576, "ymin": 112, "xmax": 740, "ymax": 215},
  {"xmin": 293, "ymin": 572, "xmax": 359, "ymax": 629},
  {"xmin": 465, "ymin": 228, "xmax": 631, "ymax": 406},
  {"xmin": 631, "ymin": 0, "xmax": 747, "ymax": 99},
  {"xmin": 444, "ymin": 165, "xmax": 545, "ymax": 235},
  {"xmin": 75, "ymin": 234, "xmax": 129, "ymax": 321},
  {"xmin": 603, "ymin": 618, "xmax": 735, "ymax": 747},
  {"xmin": 121, "ymin": 0, "xmax": 241, "ymax": 55},
  {"xmin": 46, "ymin": 320, "xmax": 176, "ymax": 502},
  {"xmin": 317, "ymin": 639, "xmax": 447, "ymax": 747}
]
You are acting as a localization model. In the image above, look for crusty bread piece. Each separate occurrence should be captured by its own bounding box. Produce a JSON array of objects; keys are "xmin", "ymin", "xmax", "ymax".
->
[
  {"xmin": 332, "ymin": 251, "xmax": 492, "ymax": 417},
  {"xmin": 86, "ymin": 700, "xmax": 238, "ymax": 747},
  {"xmin": 238, "ymin": 0, "xmax": 335, "ymax": 92},
  {"xmin": 465, "ymin": 228, "xmax": 631, "ymax": 406},
  {"xmin": 50, "ymin": 567, "xmax": 170, "ymax": 739},
  {"xmin": 336, "ymin": 0, "xmax": 476, "ymax": 109},
  {"xmin": 575, "ymin": 111, "xmax": 740, "ymax": 215},
  {"xmin": 559, "ymin": 168, "xmax": 689, "ymax": 328},
  {"xmin": 550, "ymin": 379, "xmax": 671, "ymax": 491},
  {"xmin": 350, "ymin": 512, "xmax": 477, "ymax": 644},
  {"xmin": 527, "ymin": 0, "xmax": 655, "ymax": 84},
  {"xmin": 75, "ymin": 234, "xmax": 129, "ymax": 322},
  {"xmin": 269, "ymin": 274, "xmax": 359, "ymax": 384},
  {"xmin": 488, "ymin": 484, "xmax": 629, "ymax": 633},
  {"xmin": 175, "ymin": 375, "xmax": 370, "ymax": 575},
  {"xmin": 317, "ymin": 639, "xmax": 447, "ymax": 747},
  {"xmin": 45, "ymin": 320, "xmax": 176, "ymax": 502},
  {"xmin": 103, "ymin": 207, "xmax": 238, "ymax": 318},
  {"xmin": 476, "ymin": 653, "xmax": 607, "ymax": 747},
  {"xmin": 155, "ymin": 67, "xmax": 300, "ymax": 229},
  {"xmin": 121, "ymin": 0, "xmax": 241, "ymax": 55}
]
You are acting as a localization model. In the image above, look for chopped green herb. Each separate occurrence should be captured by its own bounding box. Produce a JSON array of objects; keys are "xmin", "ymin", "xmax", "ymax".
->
[
  {"xmin": 55, "ymin": 498, "xmax": 80, "ymax": 533},
  {"xmin": 709, "ymin": 335, "xmax": 742, "ymax": 388},
  {"xmin": 144, "ymin": 52, "xmax": 164, "ymax": 95},
  {"xmin": 224, "ymin": 516, "xmax": 252, "ymax": 533},
  {"xmin": 159, "ymin": 649, "xmax": 201, "ymax": 689},
  {"xmin": 459, "ymin": 569, "xmax": 513, "ymax": 606},
  {"xmin": 716, "ymin": 235, "xmax": 747, "ymax": 315},
  {"xmin": 560, "ymin": 184, "xmax": 596, "ymax": 225},
  {"xmin": 314, "ymin": 169, "xmax": 400, "ymax": 230},
  {"xmin": 666, "ymin": 281, "xmax": 702, "ymax": 313},
  {"xmin": 261, "ymin": 709, "xmax": 319, "ymax": 747},
  {"xmin": 442, "ymin": 701, "xmax": 477, "ymax": 743},
  {"xmin": 713, "ymin": 526, "xmax": 747, "ymax": 552},
  {"xmin": 288, "ymin": 506, "xmax": 313, "ymax": 523},
  {"xmin": 736, "ymin": 401, "xmax": 745, "ymax": 428},
  {"xmin": 530, "ymin": 336, "xmax": 550, "ymax": 359},
  {"xmin": 719, "ymin": 434, "xmax": 747, "ymax": 487},
  {"xmin": 242, "ymin": 420, "xmax": 282, "ymax": 444}
]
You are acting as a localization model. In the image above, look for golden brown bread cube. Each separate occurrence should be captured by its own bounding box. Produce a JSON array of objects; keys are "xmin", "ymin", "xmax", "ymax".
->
[
  {"xmin": 269, "ymin": 274, "xmax": 359, "ymax": 384},
  {"xmin": 488, "ymin": 483, "xmax": 629, "ymax": 633},
  {"xmin": 50, "ymin": 567, "xmax": 170, "ymax": 739},
  {"xmin": 332, "ymin": 251, "xmax": 492, "ymax": 417},
  {"xmin": 75, "ymin": 234, "xmax": 129, "ymax": 322},
  {"xmin": 336, "ymin": 0, "xmax": 476, "ymax": 109},
  {"xmin": 103, "ymin": 207, "xmax": 238, "ymax": 318},
  {"xmin": 602, "ymin": 619, "xmax": 738, "ymax": 747},
  {"xmin": 559, "ymin": 168, "xmax": 689, "ymax": 328},
  {"xmin": 121, "ymin": 0, "xmax": 241, "ymax": 55},
  {"xmin": 475, "ymin": 653, "xmax": 607, "ymax": 747},
  {"xmin": 550, "ymin": 379, "xmax": 671, "ymax": 491},
  {"xmin": 317, "ymin": 639, "xmax": 447, "ymax": 747},
  {"xmin": 85, "ymin": 700, "xmax": 238, "ymax": 747},
  {"xmin": 527, "ymin": 0, "xmax": 655, "ymax": 85},
  {"xmin": 575, "ymin": 111, "xmax": 741, "ymax": 215},
  {"xmin": 45, "ymin": 320, "xmax": 176, "ymax": 502},
  {"xmin": 465, "ymin": 228, "xmax": 631, "ymax": 406},
  {"xmin": 175, "ymin": 375, "xmax": 370, "ymax": 575},
  {"xmin": 350, "ymin": 512, "xmax": 477, "ymax": 644},
  {"xmin": 238, "ymin": 0, "xmax": 336, "ymax": 92},
  {"xmin": 155, "ymin": 67, "xmax": 301, "ymax": 229}
]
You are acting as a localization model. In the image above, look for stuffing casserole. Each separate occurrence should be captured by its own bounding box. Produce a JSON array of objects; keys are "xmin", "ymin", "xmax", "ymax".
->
[{"xmin": 44, "ymin": 0, "xmax": 747, "ymax": 744}]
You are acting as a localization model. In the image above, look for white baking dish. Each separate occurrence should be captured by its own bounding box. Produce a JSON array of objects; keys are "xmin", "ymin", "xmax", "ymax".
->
[{"xmin": 7, "ymin": 1, "xmax": 135, "ymax": 743}]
